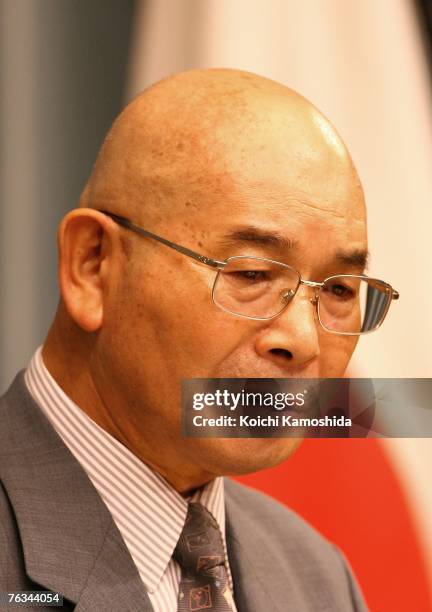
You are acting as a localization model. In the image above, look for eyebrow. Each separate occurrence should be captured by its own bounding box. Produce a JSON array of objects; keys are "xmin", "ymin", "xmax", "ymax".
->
[
  {"xmin": 218, "ymin": 226, "xmax": 369, "ymax": 269},
  {"xmin": 218, "ymin": 227, "xmax": 297, "ymax": 252},
  {"xmin": 334, "ymin": 249, "xmax": 370, "ymax": 270}
]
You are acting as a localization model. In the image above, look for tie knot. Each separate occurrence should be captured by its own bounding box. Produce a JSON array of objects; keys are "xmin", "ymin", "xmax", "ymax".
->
[{"xmin": 174, "ymin": 502, "xmax": 226, "ymax": 576}]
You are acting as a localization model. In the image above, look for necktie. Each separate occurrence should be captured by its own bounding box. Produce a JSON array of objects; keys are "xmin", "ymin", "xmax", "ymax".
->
[{"xmin": 173, "ymin": 502, "xmax": 235, "ymax": 611}]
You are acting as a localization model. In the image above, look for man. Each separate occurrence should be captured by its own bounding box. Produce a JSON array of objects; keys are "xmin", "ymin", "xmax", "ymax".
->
[{"xmin": 0, "ymin": 69, "xmax": 398, "ymax": 611}]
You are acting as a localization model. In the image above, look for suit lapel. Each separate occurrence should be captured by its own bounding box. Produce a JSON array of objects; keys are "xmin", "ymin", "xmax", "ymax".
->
[
  {"xmin": 0, "ymin": 374, "xmax": 153, "ymax": 610},
  {"xmin": 225, "ymin": 479, "xmax": 295, "ymax": 612},
  {"xmin": 74, "ymin": 521, "xmax": 154, "ymax": 611}
]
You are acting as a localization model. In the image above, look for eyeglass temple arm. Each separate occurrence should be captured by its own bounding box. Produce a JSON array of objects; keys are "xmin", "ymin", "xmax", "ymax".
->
[{"xmin": 99, "ymin": 210, "xmax": 226, "ymax": 269}]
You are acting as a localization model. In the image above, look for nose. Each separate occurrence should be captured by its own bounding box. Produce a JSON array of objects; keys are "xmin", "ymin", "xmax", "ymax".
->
[{"xmin": 254, "ymin": 285, "xmax": 320, "ymax": 371}]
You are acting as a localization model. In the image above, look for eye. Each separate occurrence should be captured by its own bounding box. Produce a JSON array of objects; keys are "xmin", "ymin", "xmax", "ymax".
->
[
  {"xmin": 326, "ymin": 282, "xmax": 355, "ymax": 299},
  {"xmin": 232, "ymin": 270, "xmax": 270, "ymax": 282}
]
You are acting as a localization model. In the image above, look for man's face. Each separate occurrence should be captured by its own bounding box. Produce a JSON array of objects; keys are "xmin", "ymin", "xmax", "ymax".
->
[{"xmin": 95, "ymin": 112, "xmax": 367, "ymax": 484}]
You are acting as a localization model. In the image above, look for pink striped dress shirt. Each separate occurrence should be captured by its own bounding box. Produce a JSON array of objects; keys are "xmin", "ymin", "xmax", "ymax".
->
[{"xmin": 24, "ymin": 347, "xmax": 237, "ymax": 612}]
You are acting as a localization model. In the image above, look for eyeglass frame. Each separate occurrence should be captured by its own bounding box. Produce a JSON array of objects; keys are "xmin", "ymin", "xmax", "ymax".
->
[{"xmin": 99, "ymin": 209, "xmax": 399, "ymax": 336}]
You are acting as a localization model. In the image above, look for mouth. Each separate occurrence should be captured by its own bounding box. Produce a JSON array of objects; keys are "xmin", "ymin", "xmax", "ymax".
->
[{"xmin": 214, "ymin": 361, "xmax": 320, "ymax": 380}]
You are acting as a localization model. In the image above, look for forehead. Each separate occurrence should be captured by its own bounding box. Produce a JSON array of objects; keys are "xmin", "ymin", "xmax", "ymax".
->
[
  {"xmin": 172, "ymin": 109, "xmax": 364, "ymax": 226},
  {"xmin": 172, "ymin": 161, "xmax": 367, "ymax": 251}
]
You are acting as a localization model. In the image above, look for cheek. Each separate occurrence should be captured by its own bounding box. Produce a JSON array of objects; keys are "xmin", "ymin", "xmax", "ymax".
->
[
  {"xmin": 111, "ymin": 261, "xmax": 250, "ymax": 378},
  {"xmin": 153, "ymin": 304, "xmax": 251, "ymax": 377},
  {"xmin": 318, "ymin": 334, "xmax": 358, "ymax": 377}
]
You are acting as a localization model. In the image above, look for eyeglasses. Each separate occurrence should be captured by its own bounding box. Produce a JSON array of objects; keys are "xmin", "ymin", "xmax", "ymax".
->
[{"xmin": 100, "ymin": 210, "xmax": 399, "ymax": 336}]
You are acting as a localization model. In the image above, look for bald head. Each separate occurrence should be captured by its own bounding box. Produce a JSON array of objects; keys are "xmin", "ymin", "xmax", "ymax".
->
[{"xmin": 82, "ymin": 68, "xmax": 363, "ymax": 224}]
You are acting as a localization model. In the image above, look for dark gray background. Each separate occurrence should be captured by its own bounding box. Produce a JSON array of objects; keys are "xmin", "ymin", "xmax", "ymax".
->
[{"xmin": 0, "ymin": 0, "xmax": 136, "ymax": 391}]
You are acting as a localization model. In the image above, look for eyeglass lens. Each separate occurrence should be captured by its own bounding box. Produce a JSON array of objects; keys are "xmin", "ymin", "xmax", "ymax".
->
[
  {"xmin": 319, "ymin": 276, "xmax": 391, "ymax": 333},
  {"xmin": 213, "ymin": 257, "xmax": 392, "ymax": 334}
]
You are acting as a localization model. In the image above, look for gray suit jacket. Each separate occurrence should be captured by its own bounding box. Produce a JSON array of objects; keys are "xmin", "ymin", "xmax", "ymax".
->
[{"xmin": 0, "ymin": 373, "xmax": 368, "ymax": 611}]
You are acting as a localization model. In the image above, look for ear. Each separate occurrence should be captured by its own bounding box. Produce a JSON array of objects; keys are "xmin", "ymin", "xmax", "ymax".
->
[{"xmin": 58, "ymin": 208, "xmax": 118, "ymax": 332}]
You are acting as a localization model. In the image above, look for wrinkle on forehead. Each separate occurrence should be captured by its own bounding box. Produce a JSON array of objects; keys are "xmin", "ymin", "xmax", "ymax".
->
[
  {"xmin": 276, "ymin": 194, "xmax": 364, "ymax": 221},
  {"xmin": 234, "ymin": 182, "xmax": 365, "ymax": 221},
  {"xmin": 80, "ymin": 68, "xmax": 364, "ymax": 228}
]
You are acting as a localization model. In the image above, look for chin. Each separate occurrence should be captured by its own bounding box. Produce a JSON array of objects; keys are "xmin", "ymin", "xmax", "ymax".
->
[{"xmin": 195, "ymin": 437, "xmax": 303, "ymax": 477}]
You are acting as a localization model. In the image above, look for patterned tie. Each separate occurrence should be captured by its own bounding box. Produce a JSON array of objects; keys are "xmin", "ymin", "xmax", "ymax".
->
[{"xmin": 173, "ymin": 502, "xmax": 235, "ymax": 611}]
